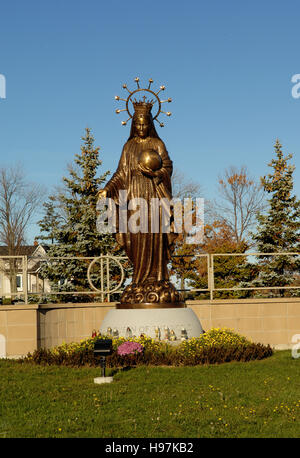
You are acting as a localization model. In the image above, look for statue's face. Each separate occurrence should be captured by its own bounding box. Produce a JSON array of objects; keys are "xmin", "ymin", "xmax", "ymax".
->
[{"xmin": 134, "ymin": 115, "xmax": 149, "ymax": 138}]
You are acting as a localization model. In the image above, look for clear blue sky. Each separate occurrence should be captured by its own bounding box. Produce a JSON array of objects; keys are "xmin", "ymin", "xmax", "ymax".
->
[{"xmin": 0, "ymin": 0, "xmax": 299, "ymax": 242}]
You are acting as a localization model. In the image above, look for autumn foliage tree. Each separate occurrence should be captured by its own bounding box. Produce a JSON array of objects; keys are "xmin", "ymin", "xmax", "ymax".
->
[
  {"xmin": 184, "ymin": 221, "xmax": 257, "ymax": 299},
  {"xmin": 170, "ymin": 167, "xmax": 261, "ymax": 299},
  {"xmin": 170, "ymin": 216, "xmax": 257, "ymax": 299},
  {"xmin": 169, "ymin": 170, "xmax": 204, "ymax": 295}
]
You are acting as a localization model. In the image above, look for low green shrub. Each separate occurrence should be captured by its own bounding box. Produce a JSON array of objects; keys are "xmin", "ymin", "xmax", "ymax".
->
[
  {"xmin": 21, "ymin": 328, "xmax": 273, "ymax": 368},
  {"xmin": 2, "ymin": 297, "xmax": 12, "ymax": 305}
]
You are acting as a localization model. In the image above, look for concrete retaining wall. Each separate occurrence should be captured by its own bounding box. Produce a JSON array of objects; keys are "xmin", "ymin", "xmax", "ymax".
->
[
  {"xmin": 0, "ymin": 298, "xmax": 299, "ymax": 357},
  {"xmin": 187, "ymin": 297, "xmax": 300, "ymax": 350}
]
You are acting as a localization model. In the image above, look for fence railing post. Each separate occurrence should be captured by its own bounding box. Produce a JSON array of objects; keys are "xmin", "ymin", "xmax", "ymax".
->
[
  {"xmin": 100, "ymin": 255, "xmax": 104, "ymax": 303},
  {"xmin": 106, "ymin": 256, "xmax": 110, "ymax": 303},
  {"xmin": 209, "ymin": 254, "xmax": 214, "ymax": 301},
  {"xmin": 207, "ymin": 254, "xmax": 211, "ymax": 295},
  {"xmin": 23, "ymin": 256, "xmax": 28, "ymax": 304}
]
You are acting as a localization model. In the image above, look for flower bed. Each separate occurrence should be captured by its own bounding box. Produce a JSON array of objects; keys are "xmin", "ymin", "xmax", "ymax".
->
[{"xmin": 21, "ymin": 328, "xmax": 273, "ymax": 367}]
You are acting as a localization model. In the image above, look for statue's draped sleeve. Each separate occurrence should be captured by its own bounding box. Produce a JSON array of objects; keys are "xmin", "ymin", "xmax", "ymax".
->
[
  {"xmin": 104, "ymin": 143, "xmax": 128, "ymax": 200},
  {"xmin": 153, "ymin": 139, "xmax": 173, "ymax": 199}
]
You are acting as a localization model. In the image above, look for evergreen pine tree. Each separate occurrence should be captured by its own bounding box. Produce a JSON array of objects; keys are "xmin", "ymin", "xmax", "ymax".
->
[
  {"xmin": 38, "ymin": 196, "xmax": 62, "ymax": 244},
  {"xmin": 38, "ymin": 128, "xmax": 126, "ymax": 301},
  {"xmin": 252, "ymin": 139, "xmax": 300, "ymax": 295}
]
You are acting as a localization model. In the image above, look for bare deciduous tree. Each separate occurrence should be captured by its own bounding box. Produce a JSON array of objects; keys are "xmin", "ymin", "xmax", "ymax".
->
[
  {"xmin": 171, "ymin": 168, "xmax": 203, "ymax": 199},
  {"xmin": 0, "ymin": 165, "xmax": 45, "ymax": 292},
  {"xmin": 214, "ymin": 165, "xmax": 266, "ymax": 245}
]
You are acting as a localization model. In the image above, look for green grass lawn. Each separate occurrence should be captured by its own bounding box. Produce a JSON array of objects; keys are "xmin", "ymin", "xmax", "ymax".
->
[{"xmin": 0, "ymin": 350, "xmax": 299, "ymax": 438}]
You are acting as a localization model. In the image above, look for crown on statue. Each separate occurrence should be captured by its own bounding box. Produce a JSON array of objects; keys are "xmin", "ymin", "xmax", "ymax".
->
[
  {"xmin": 114, "ymin": 77, "xmax": 172, "ymax": 127},
  {"xmin": 132, "ymin": 97, "xmax": 154, "ymax": 117}
]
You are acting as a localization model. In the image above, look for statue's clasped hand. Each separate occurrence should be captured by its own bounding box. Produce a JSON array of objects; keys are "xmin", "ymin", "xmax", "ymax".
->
[{"xmin": 138, "ymin": 163, "xmax": 157, "ymax": 178}]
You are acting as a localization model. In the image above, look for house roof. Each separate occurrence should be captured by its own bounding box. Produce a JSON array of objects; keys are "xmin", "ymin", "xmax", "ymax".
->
[{"xmin": 0, "ymin": 245, "xmax": 39, "ymax": 257}]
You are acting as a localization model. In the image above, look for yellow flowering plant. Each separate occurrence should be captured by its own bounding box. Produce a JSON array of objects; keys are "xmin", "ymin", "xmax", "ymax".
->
[{"xmin": 23, "ymin": 328, "xmax": 272, "ymax": 367}]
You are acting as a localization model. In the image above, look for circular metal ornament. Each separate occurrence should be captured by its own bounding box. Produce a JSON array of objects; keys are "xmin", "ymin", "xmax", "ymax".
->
[
  {"xmin": 87, "ymin": 255, "xmax": 125, "ymax": 294},
  {"xmin": 125, "ymin": 88, "xmax": 162, "ymax": 120}
]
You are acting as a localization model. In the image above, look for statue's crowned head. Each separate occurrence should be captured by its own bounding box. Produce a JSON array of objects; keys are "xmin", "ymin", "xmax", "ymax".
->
[
  {"xmin": 131, "ymin": 98, "xmax": 154, "ymax": 139},
  {"xmin": 114, "ymin": 77, "xmax": 172, "ymax": 129}
]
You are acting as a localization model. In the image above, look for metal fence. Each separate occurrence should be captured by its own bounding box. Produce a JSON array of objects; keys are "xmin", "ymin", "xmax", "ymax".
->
[
  {"xmin": 0, "ymin": 255, "xmax": 128, "ymax": 303},
  {"xmin": 182, "ymin": 252, "xmax": 300, "ymax": 300},
  {"xmin": 0, "ymin": 252, "xmax": 299, "ymax": 303}
]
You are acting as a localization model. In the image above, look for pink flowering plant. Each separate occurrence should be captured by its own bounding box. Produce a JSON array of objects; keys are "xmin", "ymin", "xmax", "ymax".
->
[{"xmin": 117, "ymin": 341, "xmax": 144, "ymax": 356}]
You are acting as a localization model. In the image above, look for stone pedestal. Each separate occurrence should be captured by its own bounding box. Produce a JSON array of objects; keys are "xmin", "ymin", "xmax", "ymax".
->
[{"xmin": 99, "ymin": 307, "xmax": 203, "ymax": 341}]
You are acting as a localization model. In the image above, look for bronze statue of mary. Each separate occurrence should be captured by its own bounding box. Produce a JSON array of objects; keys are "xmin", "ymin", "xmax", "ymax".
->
[{"xmin": 98, "ymin": 80, "xmax": 183, "ymax": 309}]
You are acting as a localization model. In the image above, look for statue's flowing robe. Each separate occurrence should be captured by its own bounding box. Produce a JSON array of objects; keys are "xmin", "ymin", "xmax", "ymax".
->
[{"xmin": 105, "ymin": 136, "xmax": 176, "ymax": 285}]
